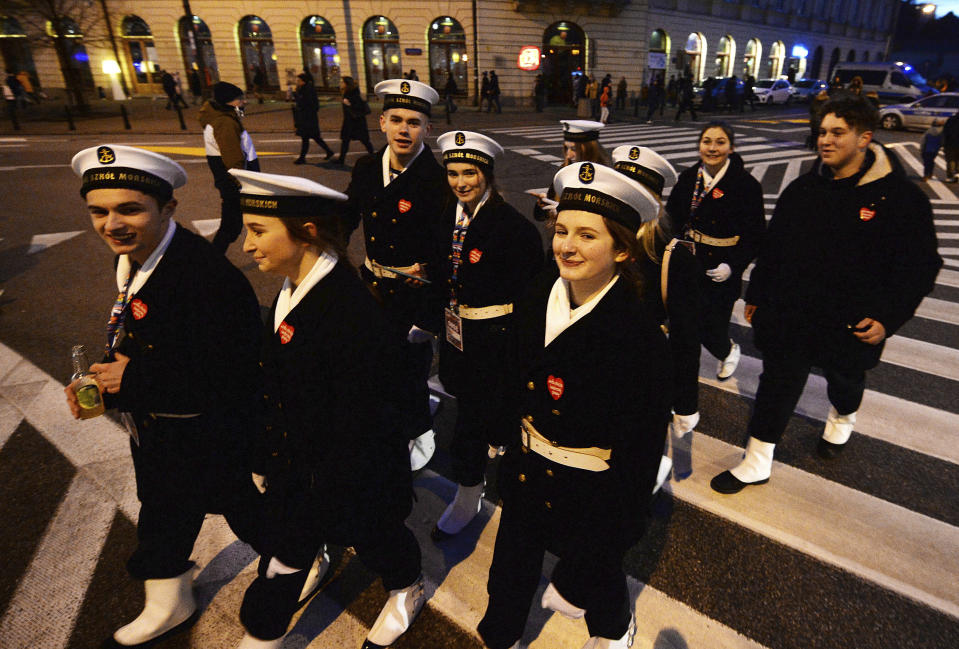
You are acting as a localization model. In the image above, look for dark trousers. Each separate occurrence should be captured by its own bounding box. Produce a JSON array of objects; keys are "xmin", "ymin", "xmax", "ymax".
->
[
  {"xmin": 945, "ymin": 146, "xmax": 959, "ymax": 178},
  {"xmin": 212, "ymin": 177, "xmax": 242, "ymax": 253},
  {"xmin": 403, "ymin": 339, "xmax": 434, "ymax": 438},
  {"xmin": 450, "ymin": 392, "xmax": 493, "ymax": 486},
  {"xmin": 921, "ymin": 150, "xmax": 939, "ymax": 178},
  {"xmin": 165, "ymin": 91, "xmax": 188, "ymax": 110},
  {"xmin": 338, "ymin": 125, "xmax": 374, "ymax": 162},
  {"xmin": 748, "ymin": 350, "xmax": 866, "ymax": 445},
  {"xmin": 645, "ymin": 99, "xmax": 663, "ymax": 121},
  {"xmin": 675, "ymin": 99, "xmax": 697, "ymax": 121},
  {"xmin": 298, "ymin": 135, "xmax": 333, "ymax": 159},
  {"xmin": 478, "ymin": 503, "xmax": 631, "ymax": 649},
  {"xmin": 128, "ymin": 498, "xmax": 205, "ymax": 580},
  {"xmin": 487, "ymin": 94, "xmax": 501, "ymax": 113},
  {"xmin": 698, "ymin": 275, "xmax": 739, "ymax": 361}
]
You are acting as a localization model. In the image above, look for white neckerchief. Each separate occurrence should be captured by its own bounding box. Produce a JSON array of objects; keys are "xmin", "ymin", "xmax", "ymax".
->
[
  {"xmin": 456, "ymin": 188, "xmax": 492, "ymax": 226},
  {"xmin": 701, "ymin": 158, "xmax": 730, "ymax": 192},
  {"xmin": 115, "ymin": 219, "xmax": 177, "ymax": 296},
  {"xmin": 273, "ymin": 251, "xmax": 339, "ymax": 332},
  {"xmin": 544, "ymin": 274, "xmax": 620, "ymax": 348},
  {"xmin": 381, "ymin": 142, "xmax": 425, "ymax": 187}
]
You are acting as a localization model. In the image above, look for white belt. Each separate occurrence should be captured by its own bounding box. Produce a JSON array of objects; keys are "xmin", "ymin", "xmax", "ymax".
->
[
  {"xmin": 363, "ymin": 257, "xmax": 418, "ymax": 279},
  {"xmin": 458, "ymin": 303, "xmax": 513, "ymax": 320},
  {"xmin": 520, "ymin": 417, "xmax": 611, "ymax": 472},
  {"xmin": 686, "ymin": 229, "xmax": 740, "ymax": 247},
  {"xmin": 151, "ymin": 412, "xmax": 202, "ymax": 419}
]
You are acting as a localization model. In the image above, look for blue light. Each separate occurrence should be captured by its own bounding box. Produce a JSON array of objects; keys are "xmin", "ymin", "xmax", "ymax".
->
[
  {"xmin": 73, "ymin": 51, "xmax": 89, "ymax": 62},
  {"xmin": 791, "ymin": 44, "xmax": 808, "ymax": 58}
]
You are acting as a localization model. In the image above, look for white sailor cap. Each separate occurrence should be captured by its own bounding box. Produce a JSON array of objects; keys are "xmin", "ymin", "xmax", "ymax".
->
[
  {"xmin": 229, "ymin": 169, "xmax": 347, "ymax": 217},
  {"xmin": 553, "ymin": 161, "xmax": 660, "ymax": 233},
  {"xmin": 374, "ymin": 79, "xmax": 440, "ymax": 116},
  {"xmin": 72, "ymin": 144, "xmax": 187, "ymax": 200},
  {"xmin": 437, "ymin": 130, "xmax": 504, "ymax": 172},
  {"xmin": 560, "ymin": 119, "xmax": 605, "ymax": 142},
  {"xmin": 610, "ymin": 145, "xmax": 678, "ymax": 198}
]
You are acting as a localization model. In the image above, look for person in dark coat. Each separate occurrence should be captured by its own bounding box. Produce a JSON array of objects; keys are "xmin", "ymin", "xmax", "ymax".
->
[
  {"xmin": 674, "ymin": 75, "xmax": 697, "ymax": 121},
  {"xmin": 665, "ymin": 121, "xmax": 765, "ymax": 384},
  {"xmin": 645, "ymin": 76, "xmax": 664, "ymax": 123},
  {"xmin": 534, "ymin": 74, "xmax": 546, "ymax": 112},
  {"xmin": 188, "ymin": 68, "xmax": 202, "ymax": 105},
  {"xmin": 161, "ymin": 69, "xmax": 186, "ymax": 109},
  {"xmin": 480, "ymin": 71, "xmax": 490, "ymax": 112},
  {"xmin": 431, "ymin": 131, "xmax": 544, "ymax": 540},
  {"xmin": 229, "ymin": 170, "xmax": 425, "ymax": 649},
  {"xmin": 943, "ymin": 112, "xmax": 959, "ymax": 182},
  {"xmin": 292, "ymin": 73, "xmax": 334, "ymax": 164},
  {"xmin": 725, "ymin": 75, "xmax": 741, "ymax": 112},
  {"xmin": 477, "ymin": 162, "xmax": 672, "ymax": 649},
  {"xmin": 336, "ymin": 76, "xmax": 374, "ymax": 164},
  {"xmin": 341, "ymin": 79, "xmax": 453, "ymax": 471},
  {"xmin": 487, "ymin": 70, "xmax": 502, "ymax": 113},
  {"xmin": 711, "ymin": 96, "xmax": 942, "ymax": 494},
  {"xmin": 66, "ymin": 145, "xmax": 262, "ymax": 647},
  {"xmin": 702, "ymin": 77, "xmax": 716, "ymax": 112}
]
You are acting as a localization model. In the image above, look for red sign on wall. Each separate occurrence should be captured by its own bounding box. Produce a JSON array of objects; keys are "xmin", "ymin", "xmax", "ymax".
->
[{"xmin": 517, "ymin": 46, "xmax": 541, "ymax": 71}]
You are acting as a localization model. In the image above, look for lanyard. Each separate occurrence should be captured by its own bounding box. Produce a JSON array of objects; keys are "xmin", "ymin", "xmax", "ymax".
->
[
  {"xmin": 689, "ymin": 165, "xmax": 708, "ymax": 216},
  {"xmin": 105, "ymin": 264, "xmax": 137, "ymax": 355},
  {"xmin": 449, "ymin": 205, "xmax": 472, "ymax": 309}
]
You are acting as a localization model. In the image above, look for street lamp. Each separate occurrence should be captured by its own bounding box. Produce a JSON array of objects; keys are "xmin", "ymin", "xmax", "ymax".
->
[{"xmin": 920, "ymin": 3, "xmax": 936, "ymax": 14}]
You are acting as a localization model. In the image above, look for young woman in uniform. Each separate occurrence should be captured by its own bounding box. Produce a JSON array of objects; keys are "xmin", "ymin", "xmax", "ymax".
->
[
  {"xmin": 230, "ymin": 169, "xmax": 424, "ymax": 649},
  {"xmin": 431, "ymin": 131, "xmax": 544, "ymax": 540},
  {"xmin": 532, "ymin": 120, "xmax": 609, "ymax": 223},
  {"xmin": 664, "ymin": 121, "xmax": 765, "ymax": 382},
  {"xmin": 478, "ymin": 162, "xmax": 672, "ymax": 649}
]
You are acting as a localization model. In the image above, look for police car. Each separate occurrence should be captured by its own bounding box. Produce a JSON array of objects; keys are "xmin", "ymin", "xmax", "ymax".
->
[{"xmin": 879, "ymin": 92, "xmax": 959, "ymax": 130}]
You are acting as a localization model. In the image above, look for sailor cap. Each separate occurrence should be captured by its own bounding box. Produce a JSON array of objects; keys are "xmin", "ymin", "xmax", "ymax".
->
[
  {"xmin": 437, "ymin": 130, "xmax": 504, "ymax": 171},
  {"xmin": 610, "ymin": 145, "xmax": 678, "ymax": 198},
  {"xmin": 375, "ymin": 79, "xmax": 440, "ymax": 116},
  {"xmin": 561, "ymin": 119, "xmax": 605, "ymax": 142},
  {"xmin": 230, "ymin": 169, "xmax": 347, "ymax": 217},
  {"xmin": 553, "ymin": 161, "xmax": 660, "ymax": 232},
  {"xmin": 72, "ymin": 144, "xmax": 187, "ymax": 200}
]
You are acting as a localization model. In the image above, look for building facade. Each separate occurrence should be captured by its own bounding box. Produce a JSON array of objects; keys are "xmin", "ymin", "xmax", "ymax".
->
[{"xmin": 1, "ymin": 0, "xmax": 896, "ymax": 105}]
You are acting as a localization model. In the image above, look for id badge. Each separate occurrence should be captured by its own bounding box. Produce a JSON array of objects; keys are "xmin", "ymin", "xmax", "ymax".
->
[
  {"xmin": 445, "ymin": 308, "xmax": 464, "ymax": 352},
  {"xmin": 120, "ymin": 411, "xmax": 140, "ymax": 446}
]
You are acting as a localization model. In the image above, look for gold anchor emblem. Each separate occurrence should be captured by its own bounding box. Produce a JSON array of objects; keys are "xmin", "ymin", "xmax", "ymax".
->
[
  {"xmin": 400, "ymin": 81, "xmax": 411, "ymax": 94},
  {"xmin": 628, "ymin": 147, "xmax": 640, "ymax": 160},
  {"xmin": 97, "ymin": 146, "xmax": 116, "ymax": 165},
  {"xmin": 455, "ymin": 132, "xmax": 466, "ymax": 146},
  {"xmin": 579, "ymin": 162, "xmax": 595, "ymax": 184}
]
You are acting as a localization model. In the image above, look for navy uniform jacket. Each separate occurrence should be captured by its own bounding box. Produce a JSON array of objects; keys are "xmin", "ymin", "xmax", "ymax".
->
[
  {"xmin": 438, "ymin": 193, "xmax": 544, "ymax": 397},
  {"xmin": 665, "ymin": 152, "xmax": 765, "ymax": 275},
  {"xmin": 343, "ymin": 145, "xmax": 453, "ymax": 333},
  {"xmin": 746, "ymin": 143, "xmax": 942, "ymax": 371},
  {"xmin": 106, "ymin": 224, "xmax": 262, "ymax": 502},
  {"xmin": 493, "ymin": 272, "xmax": 672, "ymax": 559},
  {"xmin": 254, "ymin": 262, "xmax": 413, "ymax": 540}
]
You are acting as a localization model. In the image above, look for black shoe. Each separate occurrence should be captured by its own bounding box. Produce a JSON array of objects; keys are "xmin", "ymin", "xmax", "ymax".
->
[
  {"xmin": 293, "ymin": 157, "xmax": 306, "ymax": 165},
  {"xmin": 817, "ymin": 438, "xmax": 846, "ymax": 459},
  {"xmin": 710, "ymin": 470, "xmax": 768, "ymax": 494},
  {"xmin": 430, "ymin": 524, "xmax": 455, "ymax": 543},
  {"xmin": 325, "ymin": 149, "xmax": 335, "ymax": 160}
]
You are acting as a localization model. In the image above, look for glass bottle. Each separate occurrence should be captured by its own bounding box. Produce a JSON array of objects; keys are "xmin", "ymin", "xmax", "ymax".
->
[{"xmin": 71, "ymin": 345, "xmax": 104, "ymax": 419}]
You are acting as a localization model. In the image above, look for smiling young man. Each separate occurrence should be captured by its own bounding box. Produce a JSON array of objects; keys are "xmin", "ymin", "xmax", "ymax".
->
[
  {"xmin": 342, "ymin": 79, "xmax": 453, "ymax": 472},
  {"xmin": 711, "ymin": 96, "xmax": 943, "ymax": 494},
  {"xmin": 66, "ymin": 145, "xmax": 262, "ymax": 645}
]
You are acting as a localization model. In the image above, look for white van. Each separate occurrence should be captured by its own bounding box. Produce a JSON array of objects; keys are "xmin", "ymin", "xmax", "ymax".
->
[{"xmin": 829, "ymin": 62, "xmax": 936, "ymax": 102}]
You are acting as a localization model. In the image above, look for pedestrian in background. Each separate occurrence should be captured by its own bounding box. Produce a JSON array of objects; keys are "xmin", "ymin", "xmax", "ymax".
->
[
  {"xmin": 488, "ymin": 70, "xmax": 502, "ymax": 113},
  {"xmin": 198, "ymin": 81, "xmax": 260, "ymax": 253},
  {"xmin": 336, "ymin": 76, "xmax": 374, "ymax": 164},
  {"xmin": 599, "ymin": 84, "xmax": 611, "ymax": 124},
  {"xmin": 480, "ymin": 71, "xmax": 490, "ymax": 112},
  {"xmin": 744, "ymin": 74, "xmax": 756, "ymax": 110},
  {"xmin": 16, "ymin": 70, "xmax": 37, "ymax": 104},
  {"xmin": 444, "ymin": 73, "xmax": 458, "ymax": 118},
  {"xmin": 172, "ymin": 71, "xmax": 188, "ymax": 108},
  {"xmin": 188, "ymin": 68, "xmax": 202, "ymax": 105},
  {"xmin": 944, "ymin": 111, "xmax": 959, "ymax": 182},
  {"xmin": 674, "ymin": 75, "xmax": 697, "ymax": 121},
  {"xmin": 920, "ymin": 118, "xmax": 944, "ymax": 182},
  {"xmin": 587, "ymin": 76, "xmax": 599, "ymax": 119},
  {"xmin": 534, "ymin": 74, "xmax": 546, "ymax": 112},
  {"xmin": 616, "ymin": 76, "xmax": 627, "ymax": 110},
  {"xmin": 645, "ymin": 76, "xmax": 664, "ymax": 123},
  {"xmin": 725, "ymin": 75, "xmax": 741, "ymax": 113},
  {"xmin": 292, "ymin": 73, "xmax": 334, "ymax": 164}
]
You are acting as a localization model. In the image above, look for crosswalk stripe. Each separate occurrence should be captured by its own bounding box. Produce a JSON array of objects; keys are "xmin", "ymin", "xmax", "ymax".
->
[
  {"xmin": 939, "ymin": 232, "xmax": 959, "ymax": 239},
  {"xmin": 938, "ymin": 247, "xmax": 959, "ymax": 255},
  {"xmin": 778, "ymin": 158, "xmax": 805, "ymax": 194},
  {"xmin": 744, "ymin": 261, "xmax": 959, "ymax": 289},
  {"xmin": 890, "ymin": 144, "xmax": 957, "ymax": 201},
  {"xmin": 750, "ymin": 163, "xmax": 769, "ymax": 183}
]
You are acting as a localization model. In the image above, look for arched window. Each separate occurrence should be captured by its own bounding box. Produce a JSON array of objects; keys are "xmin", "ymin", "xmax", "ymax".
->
[
  {"xmin": 810, "ymin": 45, "xmax": 824, "ymax": 80},
  {"xmin": 542, "ymin": 21, "xmax": 586, "ymax": 105},
  {"xmin": 121, "ymin": 15, "xmax": 161, "ymax": 94},
  {"xmin": 862, "ymin": 51, "xmax": 870, "ymax": 62},
  {"xmin": 46, "ymin": 17, "xmax": 94, "ymax": 91},
  {"xmin": 178, "ymin": 16, "xmax": 218, "ymax": 88},
  {"xmin": 363, "ymin": 16, "xmax": 401, "ymax": 94},
  {"xmin": 683, "ymin": 32, "xmax": 706, "ymax": 83},
  {"xmin": 429, "ymin": 17, "xmax": 467, "ymax": 95},
  {"xmin": 714, "ymin": 35, "xmax": 735, "ymax": 77},
  {"xmin": 744, "ymin": 38, "xmax": 762, "ymax": 79},
  {"xmin": 239, "ymin": 15, "xmax": 279, "ymax": 93},
  {"xmin": 0, "ymin": 17, "xmax": 38, "ymax": 89},
  {"xmin": 648, "ymin": 29, "xmax": 670, "ymax": 80},
  {"xmin": 766, "ymin": 40, "xmax": 785, "ymax": 78},
  {"xmin": 301, "ymin": 16, "xmax": 339, "ymax": 92},
  {"xmin": 847, "ymin": 49, "xmax": 856, "ymax": 62},
  {"xmin": 828, "ymin": 47, "xmax": 841, "ymax": 80},
  {"xmin": 876, "ymin": 50, "xmax": 884, "ymax": 62}
]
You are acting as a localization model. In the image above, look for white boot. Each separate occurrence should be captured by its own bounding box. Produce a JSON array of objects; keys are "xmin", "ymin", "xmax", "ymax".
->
[
  {"xmin": 717, "ymin": 342, "xmax": 741, "ymax": 380},
  {"xmin": 236, "ymin": 632, "xmax": 284, "ymax": 649},
  {"xmin": 409, "ymin": 430, "xmax": 436, "ymax": 471},
  {"xmin": 729, "ymin": 437, "xmax": 775, "ymax": 484},
  {"xmin": 298, "ymin": 546, "xmax": 331, "ymax": 604},
  {"xmin": 822, "ymin": 407, "xmax": 856, "ymax": 445},
  {"xmin": 362, "ymin": 576, "xmax": 425, "ymax": 647},
  {"xmin": 669, "ymin": 411, "xmax": 699, "ymax": 436},
  {"xmin": 113, "ymin": 569, "xmax": 196, "ymax": 646},
  {"xmin": 581, "ymin": 614, "xmax": 635, "ymax": 648},
  {"xmin": 435, "ymin": 482, "xmax": 485, "ymax": 536},
  {"xmin": 541, "ymin": 582, "xmax": 585, "ymax": 619},
  {"xmin": 652, "ymin": 455, "xmax": 672, "ymax": 495}
]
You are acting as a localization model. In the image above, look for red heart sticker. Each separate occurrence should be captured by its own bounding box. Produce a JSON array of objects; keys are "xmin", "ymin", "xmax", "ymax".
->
[
  {"xmin": 859, "ymin": 207, "xmax": 875, "ymax": 221},
  {"xmin": 130, "ymin": 299, "xmax": 148, "ymax": 320},
  {"xmin": 398, "ymin": 199, "xmax": 412, "ymax": 213},
  {"xmin": 546, "ymin": 375, "xmax": 564, "ymax": 400},
  {"xmin": 278, "ymin": 321, "xmax": 295, "ymax": 344},
  {"xmin": 469, "ymin": 248, "xmax": 483, "ymax": 264},
  {"xmin": 712, "ymin": 188, "xmax": 724, "ymax": 199}
]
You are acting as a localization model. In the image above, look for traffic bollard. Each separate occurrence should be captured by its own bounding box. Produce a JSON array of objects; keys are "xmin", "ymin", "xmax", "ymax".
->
[
  {"xmin": 120, "ymin": 104, "xmax": 131, "ymax": 130},
  {"xmin": 65, "ymin": 105, "xmax": 75, "ymax": 130},
  {"xmin": 175, "ymin": 104, "xmax": 186, "ymax": 130},
  {"xmin": 6, "ymin": 102, "xmax": 20, "ymax": 130}
]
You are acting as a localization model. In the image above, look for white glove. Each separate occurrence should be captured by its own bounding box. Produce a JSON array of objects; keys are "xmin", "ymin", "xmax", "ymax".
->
[
  {"xmin": 488, "ymin": 445, "xmax": 505, "ymax": 459},
  {"xmin": 706, "ymin": 263, "xmax": 732, "ymax": 282},
  {"xmin": 252, "ymin": 473, "xmax": 268, "ymax": 494},
  {"xmin": 407, "ymin": 325, "xmax": 435, "ymax": 344}
]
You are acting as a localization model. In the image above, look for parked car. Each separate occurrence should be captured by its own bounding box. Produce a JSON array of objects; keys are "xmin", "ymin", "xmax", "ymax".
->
[
  {"xmin": 753, "ymin": 79, "xmax": 794, "ymax": 104},
  {"xmin": 791, "ymin": 78, "xmax": 828, "ymax": 102},
  {"xmin": 693, "ymin": 76, "xmax": 744, "ymax": 108},
  {"xmin": 830, "ymin": 62, "xmax": 937, "ymax": 103},
  {"xmin": 879, "ymin": 92, "xmax": 959, "ymax": 130}
]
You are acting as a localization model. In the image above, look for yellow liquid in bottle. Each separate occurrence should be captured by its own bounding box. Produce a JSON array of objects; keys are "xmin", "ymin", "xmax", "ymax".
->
[{"xmin": 75, "ymin": 379, "xmax": 105, "ymax": 419}]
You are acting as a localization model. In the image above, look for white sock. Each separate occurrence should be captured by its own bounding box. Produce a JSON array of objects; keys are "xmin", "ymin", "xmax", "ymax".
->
[
  {"xmin": 670, "ymin": 411, "xmax": 699, "ymax": 436},
  {"xmin": 652, "ymin": 455, "xmax": 672, "ymax": 494},
  {"xmin": 729, "ymin": 437, "xmax": 775, "ymax": 483},
  {"xmin": 541, "ymin": 582, "xmax": 585, "ymax": 619},
  {"xmin": 822, "ymin": 407, "xmax": 856, "ymax": 445},
  {"xmin": 437, "ymin": 482, "xmax": 485, "ymax": 534}
]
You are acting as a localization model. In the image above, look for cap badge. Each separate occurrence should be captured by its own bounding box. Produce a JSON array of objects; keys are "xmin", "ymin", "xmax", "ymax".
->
[
  {"xmin": 400, "ymin": 81, "xmax": 411, "ymax": 94},
  {"xmin": 579, "ymin": 162, "xmax": 595, "ymax": 184},
  {"xmin": 628, "ymin": 147, "xmax": 641, "ymax": 160},
  {"xmin": 97, "ymin": 146, "xmax": 116, "ymax": 165},
  {"xmin": 469, "ymin": 248, "xmax": 482, "ymax": 264},
  {"xmin": 130, "ymin": 299, "xmax": 148, "ymax": 320},
  {"xmin": 278, "ymin": 321, "xmax": 295, "ymax": 344},
  {"xmin": 398, "ymin": 199, "xmax": 412, "ymax": 213},
  {"xmin": 859, "ymin": 207, "xmax": 875, "ymax": 221},
  {"xmin": 712, "ymin": 188, "xmax": 724, "ymax": 199},
  {"xmin": 547, "ymin": 375, "xmax": 564, "ymax": 400},
  {"xmin": 454, "ymin": 132, "xmax": 466, "ymax": 146}
]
